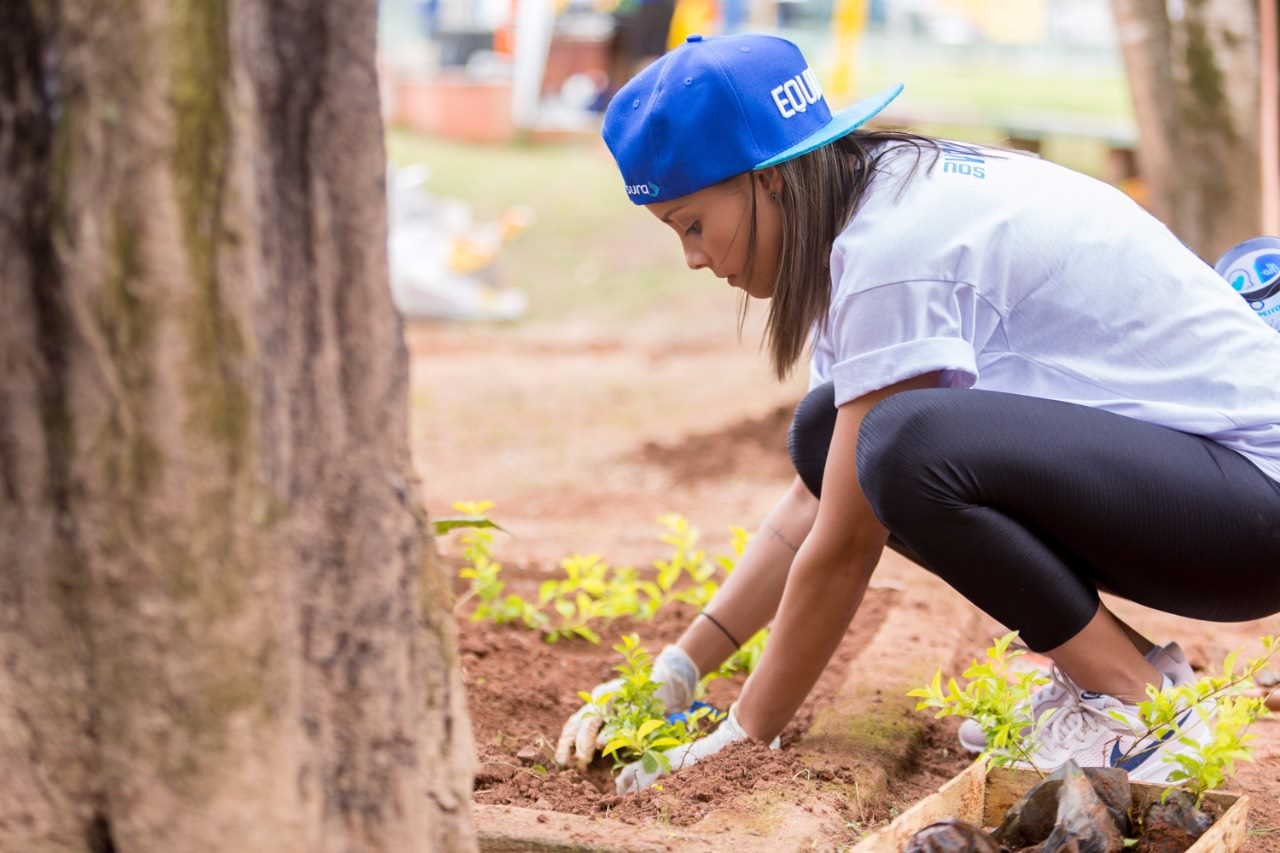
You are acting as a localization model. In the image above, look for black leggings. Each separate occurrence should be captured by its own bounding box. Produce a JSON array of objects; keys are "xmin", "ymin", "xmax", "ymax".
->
[{"xmin": 788, "ymin": 383, "xmax": 1280, "ymax": 650}]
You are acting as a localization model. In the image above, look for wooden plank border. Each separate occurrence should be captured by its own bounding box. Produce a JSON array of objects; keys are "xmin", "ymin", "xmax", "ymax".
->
[{"xmin": 851, "ymin": 762, "xmax": 1248, "ymax": 852}]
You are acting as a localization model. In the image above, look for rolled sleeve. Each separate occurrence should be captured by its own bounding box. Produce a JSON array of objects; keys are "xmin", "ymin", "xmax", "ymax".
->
[
  {"xmin": 825, "ymin": 280, "xmax": 982, "ymax": 406},
  {"xmin": 830, "ymin": 337, "xmax": 977, "ymax": 405}
]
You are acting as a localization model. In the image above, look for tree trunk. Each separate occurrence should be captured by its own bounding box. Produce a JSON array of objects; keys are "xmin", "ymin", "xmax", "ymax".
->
[
  {"xmin": 0, "ymin": 1, "xmax": 475, "ymax": 850},
  {"xmin": 1112, "ymin": 0, "xmax": 1263, "ymax": 258}
]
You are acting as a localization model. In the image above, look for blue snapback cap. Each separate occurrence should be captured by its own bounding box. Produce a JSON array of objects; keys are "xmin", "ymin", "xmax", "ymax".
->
[{"xmin": 602, "ymin": 33, "xmax": 903, "ymax": 205}]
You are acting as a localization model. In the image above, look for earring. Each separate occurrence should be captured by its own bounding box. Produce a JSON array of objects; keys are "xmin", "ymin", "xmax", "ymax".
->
[{"xmin": 770, "ymin": 192, "xmax": 780, "ymax": 203}]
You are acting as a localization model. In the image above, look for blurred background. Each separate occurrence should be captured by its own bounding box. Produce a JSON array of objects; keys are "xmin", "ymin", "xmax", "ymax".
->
[{"xmin": 378, "ymin": 0, "xmax": 1136, "ymax": 323}]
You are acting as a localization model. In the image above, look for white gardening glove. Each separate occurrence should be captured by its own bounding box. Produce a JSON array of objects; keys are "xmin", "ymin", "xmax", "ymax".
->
[
  {"xmin": 615, "ymin": 702, "xmax": 779, "ymax": 794},
  {"xmin": 555, "ymin": 645, "xmax": 698, "ymax": 771}
]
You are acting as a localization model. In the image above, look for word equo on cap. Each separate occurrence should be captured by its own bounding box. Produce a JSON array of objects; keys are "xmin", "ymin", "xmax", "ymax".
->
[
  {"xmin": 770, "ymin": 68, "xmax": 823, "ymax": 119},
  {"xmin": 601, "ymin": 32, "xmax": 904, "ymax": 205}
]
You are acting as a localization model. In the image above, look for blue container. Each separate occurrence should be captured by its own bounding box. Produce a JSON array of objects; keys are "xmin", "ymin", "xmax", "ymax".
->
[
  {"xmin": 665, "ymin": 700, "xmax": 721, "ymax": 726},
  {"xmin": 1214, "ymin": 236, "xmax": 1280, "ymax": 332}
]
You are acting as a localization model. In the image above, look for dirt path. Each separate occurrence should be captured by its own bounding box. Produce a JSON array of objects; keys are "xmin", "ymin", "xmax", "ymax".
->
[{"xmin": 411, "ymin": 314, "xmax": 1280, "ymax": 850}]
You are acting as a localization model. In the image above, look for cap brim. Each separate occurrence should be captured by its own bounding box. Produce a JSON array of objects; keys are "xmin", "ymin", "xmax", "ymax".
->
[{"xmin": 753, "ymin": 83, "xmax": 904, "ymax": 170}]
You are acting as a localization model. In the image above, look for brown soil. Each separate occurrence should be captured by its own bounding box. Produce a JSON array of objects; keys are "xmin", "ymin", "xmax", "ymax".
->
[
  {"xmin": 457, "ymin": 563, "xmax": 974, "ymax": 827},
  {"xmin": 633, "ymin": 404, "xmax": 796, "ymax": 486}
]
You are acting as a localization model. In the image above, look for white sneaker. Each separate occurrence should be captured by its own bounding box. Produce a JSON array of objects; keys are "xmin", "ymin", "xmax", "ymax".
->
[
  {"xmin": 1026, "ymin": 674, "xmax": 1211, "ymax": 783},
  {"xmin": 956, "ymin": 663, "xmax": 1079, "ymax": 754},
  {"xmin": 956, "ymin": 642, "xmax": 1195, "ymax": 755}
]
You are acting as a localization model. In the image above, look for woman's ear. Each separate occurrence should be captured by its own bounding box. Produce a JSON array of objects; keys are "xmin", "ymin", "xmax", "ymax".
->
[{"xmin": 754, "ymin": 167, "xmax": 784, "ymax": 196}]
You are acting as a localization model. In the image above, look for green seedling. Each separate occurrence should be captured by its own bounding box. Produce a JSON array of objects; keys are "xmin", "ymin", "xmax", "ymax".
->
[
  {"xmin": 544, "ymin": 553, "xmax": 611, "ymax": 601},
  {"xmin": 540, "ymin": 518, "xmax": 751, "ymax": 637},
  {"xmin": 447, "ymin": 500, "xmax": 545, "ymax": 631},
  {"xmin": 1115, "ymin": 634, "xmax": 1277, "ymax": 804},
  {"xmin": 714, "ymin": 525, "xmax": 751, "ymax": 574},
  {"xmin": 536, "ymin": 555, "xmax": 635, "ymax": 644},
  {"xmin": 589, "ymin": 634, "xmax": 714, "ymax": 774},
  {"xmin": 447, "ymin": 506, "xmax": 755, "ymax": 646},
  {"xmin": 640, "ymin": 514, "xmax": 744, "ymax": 616},
  {"xmin": 544, "ymin": 591, "xmax": 603, "ymax": 644},
  {"xmin": 907, "ymin": 631, "xmax": 1051, "ymax": 773},
  {"xmin": 638, "ymin": 514, "xmax": 705, "ymax": 616}
]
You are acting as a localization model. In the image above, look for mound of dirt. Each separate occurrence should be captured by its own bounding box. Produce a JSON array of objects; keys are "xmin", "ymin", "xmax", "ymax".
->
[{"xmin": 633, "ymin": 404, "xmax": 796, "ymax": 485}]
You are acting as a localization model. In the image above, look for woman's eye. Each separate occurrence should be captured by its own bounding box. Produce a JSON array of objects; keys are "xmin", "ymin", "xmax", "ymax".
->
[{"xmin": 684, "ymin": 221, "xmax": 701, "ymax": 236}]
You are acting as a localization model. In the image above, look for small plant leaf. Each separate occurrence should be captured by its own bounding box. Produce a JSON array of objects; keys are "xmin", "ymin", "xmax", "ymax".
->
[
  {"xmin": 637, "ymin": 719, "xmax": 664, "ymax": 739},
  {"xmin": 431, "ymin": 516, "xmax": 506, "ymax": 535}
]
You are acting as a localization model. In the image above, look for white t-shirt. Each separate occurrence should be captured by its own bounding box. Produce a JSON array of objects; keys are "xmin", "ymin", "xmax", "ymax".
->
[{"xmin": 809, "ymin": 141, "xmax": 1280, "ymax": 484}]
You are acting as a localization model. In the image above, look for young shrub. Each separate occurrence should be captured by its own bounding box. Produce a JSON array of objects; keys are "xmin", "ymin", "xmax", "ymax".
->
[
  {"xmin": 441, "ymin": 500, "xmax": 546, "ymax": 631},
  {"xmin": 1118, "ymin": 635, "xmax": 1277, "ymax": 803},
  {"xmin": 589, "ymin": 634, "xmax": 714, "ymax": 774},
  {"xmin": 907, "ymin": 631, "xmax": 1050, "ymax": 772}
]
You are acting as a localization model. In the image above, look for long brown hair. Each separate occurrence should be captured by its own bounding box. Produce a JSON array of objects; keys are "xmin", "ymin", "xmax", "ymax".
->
[{"xmin": 749, "ymin": 130, "xmax": 942, "ymax": 381}]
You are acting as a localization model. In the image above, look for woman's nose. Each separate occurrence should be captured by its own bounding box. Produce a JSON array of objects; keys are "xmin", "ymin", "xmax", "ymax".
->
[{"xmin": 683, "ymin": 245, "xmax": 709, "ymax": 271}]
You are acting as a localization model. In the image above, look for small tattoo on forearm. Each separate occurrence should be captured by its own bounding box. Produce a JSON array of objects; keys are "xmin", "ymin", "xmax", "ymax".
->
[{"xmin": 769, "ymin": 526, "xmax": 799, "ymax": 554}]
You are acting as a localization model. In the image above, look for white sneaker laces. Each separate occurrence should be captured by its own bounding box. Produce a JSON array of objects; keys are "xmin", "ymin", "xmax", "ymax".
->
[
  {"xmin": 1033, "ymin": 664, "xmax": 1076, "ymax": 713},
  {"xmin": 1034, "ymin": 689, "xmax": 1142, "ymax": 757}
]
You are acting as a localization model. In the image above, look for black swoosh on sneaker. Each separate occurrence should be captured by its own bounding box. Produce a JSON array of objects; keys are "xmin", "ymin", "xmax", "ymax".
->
[{"xmin": 1109, "ymin": 709, "xmax": 1194, "ymax": 773}]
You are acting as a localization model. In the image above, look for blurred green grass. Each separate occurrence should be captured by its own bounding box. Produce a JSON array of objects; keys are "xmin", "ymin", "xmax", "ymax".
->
[{"xmin": 854, "ymin": 58, "xmax": 1132, "ymax": 119}]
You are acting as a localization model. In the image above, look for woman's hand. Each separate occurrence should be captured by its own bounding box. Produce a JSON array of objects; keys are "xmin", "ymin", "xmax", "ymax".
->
[
  {"xmin": 554, "ymin": 645, "xmax": 699, "ymax": 771},
  {"xmin": 615, "ymin": 703, "xmax": 779, "ymax": 793},
  {"xmin": 557, "ymin": 478, "xmax": 819, "ymax": 772}
]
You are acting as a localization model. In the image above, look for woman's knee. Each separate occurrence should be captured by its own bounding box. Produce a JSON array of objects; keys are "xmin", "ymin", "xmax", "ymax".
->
[
  {"xmin": 855, "ymin": 389, "xmax": 961, "ymax": 518},
  {"xmin": 790, "ymin": 383, "xmax": 961, "ymax": 505},
  {"xmin": 788, "ymin": 382, "xmax": 836, "ymax": 498}
]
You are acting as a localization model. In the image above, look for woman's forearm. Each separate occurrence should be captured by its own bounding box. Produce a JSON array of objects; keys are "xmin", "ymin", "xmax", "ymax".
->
[
  {"xmin": 729, "ymin": 378, "xmax": 923, "ymax": 742},
  {"xmin": 675, "ymin": 477, "xmax": 819, "ymax": 678},
  {"xmin": 732, "ymin": 534, "xmax": 885, "ymax": 741}
]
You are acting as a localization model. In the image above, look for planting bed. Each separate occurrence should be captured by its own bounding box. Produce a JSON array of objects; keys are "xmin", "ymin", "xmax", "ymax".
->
[
  {"xmin": 411, "ymin": 321, "xmax": 1280, "ymax": 851},
  {"xmin": 449, "ymin": 544, "xmax": 991, "ymax": 849}
]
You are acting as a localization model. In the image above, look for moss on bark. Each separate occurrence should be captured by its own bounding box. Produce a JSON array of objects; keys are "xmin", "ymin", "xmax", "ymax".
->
[{"xmin": 171, "ymin": 0, "xmax": 250, "ymax": 463}]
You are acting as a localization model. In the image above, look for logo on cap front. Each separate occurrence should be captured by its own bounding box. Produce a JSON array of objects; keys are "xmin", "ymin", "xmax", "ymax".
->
[
  {"xmin": 625, "ymin": 182, "xmax": 661, "ymax": 198},
  {"xmin": 770, "ymin": 67, "xmax": 823, "ymax": 119}
]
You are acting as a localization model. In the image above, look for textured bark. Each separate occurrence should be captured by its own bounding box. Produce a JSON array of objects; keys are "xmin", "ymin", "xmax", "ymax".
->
[
  {"xmin": 1112, "ymin": 0, "xmax": 1263, "ymax": 258},
  {"xmin": 0, "ymin": 1, "xmax": 475, "ymax": 850}
]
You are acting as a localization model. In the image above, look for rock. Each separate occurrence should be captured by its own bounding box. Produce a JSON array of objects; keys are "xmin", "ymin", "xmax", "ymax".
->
[
  {"xmin": 992, "ymin": 774, "xmax": 1062, "ymax": 848},
  {"xmin": 993, "ymin": 762, "xmax": 1131, "ymax": 849},
  {"xmin": 1039, "ymin": 762, "xmax": 1124, "ymax": 853},
  {"xmin": 1137, "ymin": 790, "xmax": 1214, "ymax": 853},
  {"xmin": 903, "ymin": 820, "xmax": 1006, "ymax": 852},
  {"xmin": 1079, "ymin": 767, "xmax": 1132, "ymax": 836},
  {"xmin": 515, "ymin": 745, "xmax": 541, "ymax": 764}
]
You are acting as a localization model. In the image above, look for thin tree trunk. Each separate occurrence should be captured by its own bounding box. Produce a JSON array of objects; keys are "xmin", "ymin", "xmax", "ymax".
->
[
  {"xmin": 0, "ymin": 1, "xmax": 475, "ymax": 850},
  {"xmin": 1261, "ymin": 0, "xmax": 1278, "ymax": 233},
  {"xmin": 1112, "ymin": 0, "xmax": 1263, "ymax": 258}
]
